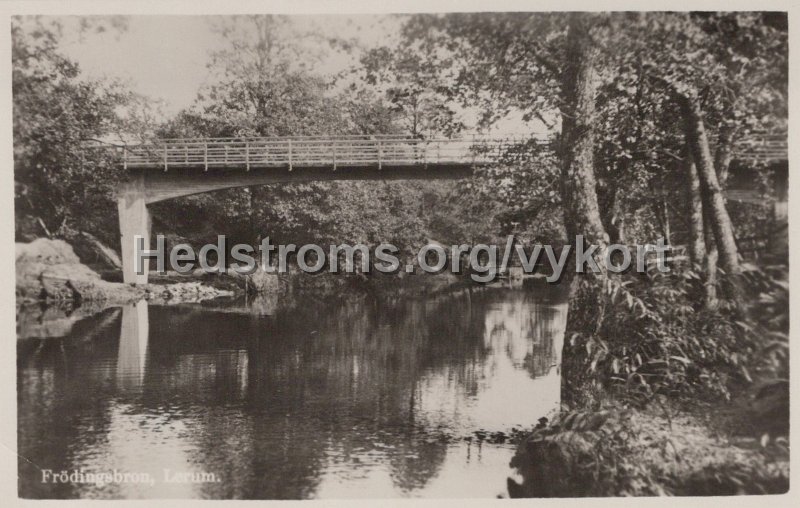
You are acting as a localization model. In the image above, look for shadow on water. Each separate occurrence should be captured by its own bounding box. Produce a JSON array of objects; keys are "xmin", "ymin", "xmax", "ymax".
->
[{"xmin": 17, "ymin": 281, "xmax": 568, "ymax": 499}]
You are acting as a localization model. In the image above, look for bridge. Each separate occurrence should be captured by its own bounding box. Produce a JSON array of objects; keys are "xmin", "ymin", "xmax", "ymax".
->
[{"xmin": 107, "ymin": 133, "xmax": 787, "ymax": 284}]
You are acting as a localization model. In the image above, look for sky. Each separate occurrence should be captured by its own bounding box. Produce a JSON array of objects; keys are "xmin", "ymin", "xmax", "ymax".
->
[
  {"xmin": 51, "ymin": 15, "xmax": 398, "ymax": 115},
  {"xmin": 34, "ymin": 15, "xmax": 542, "ymax": 136},
  {"xmin": 59, "ymin": 16, "xmax": 225, "ymax": 114}
]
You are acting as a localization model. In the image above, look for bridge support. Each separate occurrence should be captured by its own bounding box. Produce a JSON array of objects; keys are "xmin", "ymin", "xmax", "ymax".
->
[{"xmin": 117, "ymin": 174, "xmax": 150, "ymax": 284}]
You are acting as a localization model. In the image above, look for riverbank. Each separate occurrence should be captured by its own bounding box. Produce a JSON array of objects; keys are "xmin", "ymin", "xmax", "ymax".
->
[
  {"xmin": 508, "ymin": 400, "xmax": 789, "ymax": 497},
  {"xmin": 16, "ymin": 238, "xmax": 236, "ymax": 307},
  {"xmin": 15, "ymin": 238, "xmax": 492, "ymax": 334},
  {"xmin": 509, "ymin": 265, "xmax": 790, "ymax": 496}
]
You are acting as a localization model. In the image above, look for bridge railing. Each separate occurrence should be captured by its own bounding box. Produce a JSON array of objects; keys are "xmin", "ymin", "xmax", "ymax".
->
[
  {"xmin": 94, "ymin": 132, "xmax": 786, "ymax": 171},
  {"xmin": 732, "ymin": 133, "xmax": 787, "ymax": 164},
  {"xmin": 115, "ymin": 136, "xmax": 535, "ymax": 171}
]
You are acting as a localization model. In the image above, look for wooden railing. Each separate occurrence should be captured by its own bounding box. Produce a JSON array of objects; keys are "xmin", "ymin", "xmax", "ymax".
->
[
  {"xmin": 95, "ymin": 132, "xmax": 786, "ymax": 172},
  {"xmin": 732, "ymin": 133, "xmax": 787, "ymax": 164},
  {"xmin": 115, "ymin": 135, "xmax": 538, "ymax": 171}
]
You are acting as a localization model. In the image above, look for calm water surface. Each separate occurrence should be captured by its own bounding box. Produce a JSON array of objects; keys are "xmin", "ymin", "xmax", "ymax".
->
[{"xmin": 18, "ymin": 284, "xmax": 568, "ymax": 499}]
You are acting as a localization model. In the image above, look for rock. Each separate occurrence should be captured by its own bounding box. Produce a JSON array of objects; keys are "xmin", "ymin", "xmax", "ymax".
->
[
  {"xmin": 16, "ymin": 238, "xmax": 145, "ymax": 304},
  {"xmin": 145, "ymin": 281, "xmax": 234, "ymax": 304},
  {"xmin": 16, "ymin": 238, "xmax": 81, "ymax": 266}
]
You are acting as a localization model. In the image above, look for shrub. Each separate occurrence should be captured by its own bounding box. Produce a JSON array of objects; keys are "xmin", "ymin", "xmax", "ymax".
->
[{"xmin": 562, "ymin": 264, "xmax": 789, "ymax": 420}]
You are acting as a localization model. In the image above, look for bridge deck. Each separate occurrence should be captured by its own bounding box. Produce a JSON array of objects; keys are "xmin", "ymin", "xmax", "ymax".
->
[{"xmin": 98, "ymin": 133, "xmax": 787, "ymax": 172}]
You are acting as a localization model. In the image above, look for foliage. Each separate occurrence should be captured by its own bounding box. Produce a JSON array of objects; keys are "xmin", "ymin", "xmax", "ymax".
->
[
  {"xmin": 510, "ymin": 407, "xmax": 788, "ymax": 497},
  {"xmin": 561, "ymin": 263, "xmax": 789, "ymax": 435},
  {"xmin": 360, "ymin": 41, "xmax": 465, "ymax": 137},
  {"xmin": 396, "ymin": 13, "xmax": 787, "ymax": 247},
  {"xmin": 12, "ymin": 18, "xmax": 133, "ymax": 244},
  {"xmin": 151, "ymin": 14, "xmax": 570, "ymax": 261}
]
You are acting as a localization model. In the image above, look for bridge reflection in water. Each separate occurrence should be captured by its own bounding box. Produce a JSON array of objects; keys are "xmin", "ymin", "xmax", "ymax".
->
[
  {"xmin": 116, "ymin": 301, "xmax": 149, "ymax": 388},
  {"xmin": 18, "ymin": 285, "xmax": 568, "ymax": 499}
]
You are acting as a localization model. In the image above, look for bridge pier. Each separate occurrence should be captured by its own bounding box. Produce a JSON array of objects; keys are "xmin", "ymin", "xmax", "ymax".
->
[{"xmin": 117, "ymin": 173, "xmax": 150, "ymax": 285}]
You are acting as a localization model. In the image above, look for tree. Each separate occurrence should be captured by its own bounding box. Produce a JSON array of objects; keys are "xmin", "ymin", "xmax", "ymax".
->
[
  {"xmin": 677, "ymin": 90, "xmax": 740, "ymax": 275},
  {"xmin": 152, "ymin": 15, "xmax": 442, "ymax": 256},
  {"xmin": 13, "ymin": 17, "xmax": 133, "ymax": 244},
  {"xmin": 558, "ymin": 13, "xmax": 607, "ymax": 250},
  {"xmin": 360, "ymin": 44, "xmax": 465, "ymax": 137},
  {"xmin": 636, "ymin": 13, "xmax": 787, "ymax": 279},
  {"xmin": 395, "ymin": 13, "xmax": 610, "ymax": 279}
]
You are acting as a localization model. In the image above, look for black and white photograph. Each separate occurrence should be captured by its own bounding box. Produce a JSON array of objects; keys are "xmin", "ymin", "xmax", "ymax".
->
[{"xmin": 8, "ymin": 1, "xmax": 795, "ymax": 502}]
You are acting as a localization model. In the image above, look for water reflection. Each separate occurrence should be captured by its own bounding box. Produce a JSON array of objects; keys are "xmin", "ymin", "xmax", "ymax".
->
[
  {"xmin": 117, "ymin": 301, "xmax": 149, "ymax": 388},
  {"xmin": 17, "ymin": 285, "xmax": 568, "ymax": 499}
]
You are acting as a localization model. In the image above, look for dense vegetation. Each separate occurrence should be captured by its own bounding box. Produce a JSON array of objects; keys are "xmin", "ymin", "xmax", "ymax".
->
[{"xmin": 13, "ymin": 13, "xmax": 789, "ymax": 495}]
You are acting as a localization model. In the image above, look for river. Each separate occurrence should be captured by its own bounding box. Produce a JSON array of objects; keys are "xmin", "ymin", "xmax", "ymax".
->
[{"xmin": 17, "ymin": 282, "xmax": 568, "ymax": 499}]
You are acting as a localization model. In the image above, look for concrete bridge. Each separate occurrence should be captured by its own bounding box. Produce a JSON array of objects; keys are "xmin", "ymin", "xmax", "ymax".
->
[
  {"xmin": 112, "ymin": 135, "xmax": 530, "ymax": 283},
  {"xmin": 109, "ymin": 133, "xmax": 787, "ymax": 284}
]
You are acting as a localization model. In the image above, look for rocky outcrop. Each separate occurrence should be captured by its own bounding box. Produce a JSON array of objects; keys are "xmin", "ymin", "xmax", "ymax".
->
[
  {"xmin": 16, "ymin": 238, "xmax": 145, "ymax": 304},
  {"xmin": 17, "ymin": 238, "xmax": 242, "ymax": 309},
  {"xmin": 146, "ymin": 282, "xmax": 234, "ymax": 303}
]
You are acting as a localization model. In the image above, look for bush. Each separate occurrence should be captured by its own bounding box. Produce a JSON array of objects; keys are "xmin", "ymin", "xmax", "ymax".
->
[
  {"xmin": 561, "ymin": 264, "xmax": 789, "ymax": 425},
  {"xmin": 509, "ymin": 408, "xmax": 789, "ymax": 497}
]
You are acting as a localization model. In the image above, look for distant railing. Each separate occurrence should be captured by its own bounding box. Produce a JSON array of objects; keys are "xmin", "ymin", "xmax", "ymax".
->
[
  {"xmin": 732, "ymin": 133, "xmax": 787, "ymax": 164},
  {"xmin": 94, "ymin": 132, "xmax": 786, "ymax": 172}
]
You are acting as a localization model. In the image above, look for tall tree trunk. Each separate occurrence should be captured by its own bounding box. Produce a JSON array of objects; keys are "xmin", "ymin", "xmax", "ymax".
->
[
  {"xmin": 559, "ymin": 13, "xmax": 608, "ymax": 253},
  {"xmin": 715, "ymin": 122, "xmax": 735, "ymax": 189},
  {"xmin": 685, "ymin": 152, "xmax": 705, "ymax": 266},
  {"xmin": 601, "ymin": 168, "xmax": 626, "ymax": 244},
  {"xmin": 677, "ymin": 92, "xmax": 740, "ymax": 275},
  {"xmin": 702, "ymin": 203, "xmax": 719, "ymax": 308},
  {"xmin": 685, "ymin": 149, "xmax": 720, "ymax": 307}
]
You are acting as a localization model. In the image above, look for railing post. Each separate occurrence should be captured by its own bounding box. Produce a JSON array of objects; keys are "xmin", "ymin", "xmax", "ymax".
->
[
  {"xmin": 163, "ymin": 144, "xmax": 168, "ymax": 172},
  {"xmin": 123, "ymin": 146, "xmax": 127, "ymax": 170},
  {"xmin": 204, "ymin": 142, "xmax": 208, "ymax": 172},
  {"xmin": 288, "ymin": 139, "xmax": 293, "ymax": 171},
  {"xmin": 245, "ymin": 141, "xmax": 250, "ymax": 171},
  {"xmin": 332, "ymin": 140, "xmax": 337, "ymax": 171}
]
